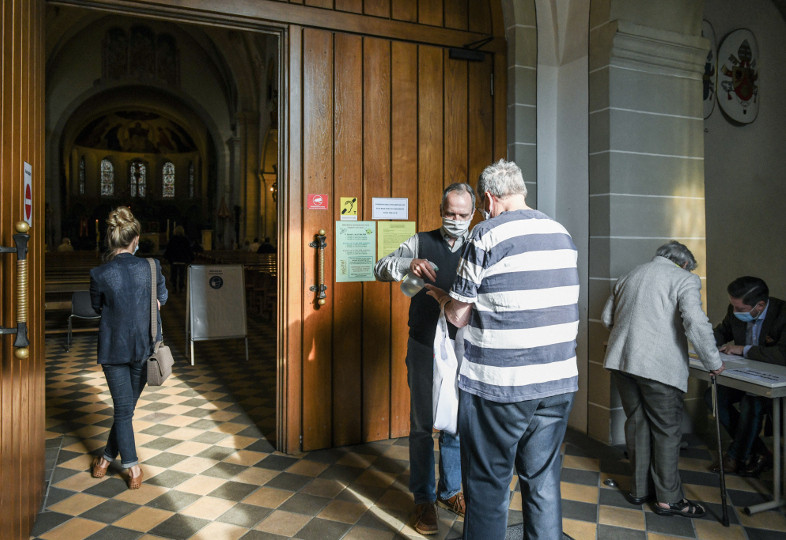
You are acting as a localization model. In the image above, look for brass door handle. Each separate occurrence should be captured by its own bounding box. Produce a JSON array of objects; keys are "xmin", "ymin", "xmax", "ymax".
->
[
  {"xmin": 0, "ymin": 222, "xmax": 30, "ymax": 358},
  {"xmin": 309, "ymin": 229, "xmax": 327, "ymax": 307}
]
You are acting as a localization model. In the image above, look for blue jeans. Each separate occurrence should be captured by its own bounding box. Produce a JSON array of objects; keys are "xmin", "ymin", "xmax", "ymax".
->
[
  {"xmin": 101, "ymin": 359, "xmax": 147, "ymax": 468},
  {"xmin": 704, "ymin": 385, "xmax": 769, "ymax": 463},
  {"xmin": 459, "ymin": 389, "xmax": 574, "ymax": 540},
  {"xmin": 406, "ymin": 338, "xmax": 462, "ymax": 504}
]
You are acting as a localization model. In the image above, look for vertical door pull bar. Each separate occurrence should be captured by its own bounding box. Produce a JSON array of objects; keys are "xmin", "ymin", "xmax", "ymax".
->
[
  {"xmin": 309, "ymin": 229, "xmax": 327, "ymax": 307},
  {"xmin": 0, "ymin": 222, "xmax": 30, "ymax": 358}
]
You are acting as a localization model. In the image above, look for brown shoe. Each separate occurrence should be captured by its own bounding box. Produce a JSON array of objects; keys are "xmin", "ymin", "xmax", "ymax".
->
[
  {"xmin": 413, "ymin": 502, "xmax": 438, "ymax": 535},
  {"xmin": 711, "ymin": 454, "xmax": 739, "ymax": 474},
  {"xmin": 127, "ymin": 466, "xmax": 143, "ymax": 490},
  {"xmin": 91, "ymin": 457, "xmax": 110, "ymax": 478},
  {"xmin": 438, "ymin": 492, "xmax": 465, "ymax": 517},
  {"xmin": 741, "ymin": 452, "xmax": 772, "ymax": 477}
]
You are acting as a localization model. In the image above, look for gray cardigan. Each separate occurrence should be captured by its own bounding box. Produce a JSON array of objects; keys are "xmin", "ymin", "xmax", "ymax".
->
[{"xmin": 601, "ymin": 256, "xmax": 722, "ymax": 392}]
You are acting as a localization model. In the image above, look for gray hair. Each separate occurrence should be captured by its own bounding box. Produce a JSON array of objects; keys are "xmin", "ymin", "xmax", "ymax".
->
[
  {"xmin": 477, "ymin": 159, "xmax": 528, "ymax": 201},
  {"xmin": 656, "ymin": 241, "xmax": 697, "ymax": 271},
  {"xmin": 441, "ymin": 182, "xmax": 476, "ymax": 210}
]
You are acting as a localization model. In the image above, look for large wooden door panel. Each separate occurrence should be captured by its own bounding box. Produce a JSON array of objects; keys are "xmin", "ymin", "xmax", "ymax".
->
[
  {"xmin": 294, "ymin": 25, "xmax": 502, "ymax": 451},
  {"xmin": 0, "ymin": 1, "xmax": 45, "ymax": 539}
]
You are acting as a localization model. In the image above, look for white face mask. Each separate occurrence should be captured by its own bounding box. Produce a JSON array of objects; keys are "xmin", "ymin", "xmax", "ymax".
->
[
  {"xmin": 442, "ymin": 217, "xmax": 471, "ymax": 238},
  {"xmin": 481, "ymin": 210, "xmax": 490, "ymax": 221}
]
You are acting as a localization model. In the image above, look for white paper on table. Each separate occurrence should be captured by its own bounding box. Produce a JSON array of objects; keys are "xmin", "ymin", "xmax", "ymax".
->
[{"xmin": 723, "ymin": 367, "xmax": 786, "ymax": 385}]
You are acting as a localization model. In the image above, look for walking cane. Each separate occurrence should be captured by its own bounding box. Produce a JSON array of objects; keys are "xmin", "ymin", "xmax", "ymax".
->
[{"xmin": 711, "ymin": 374, "xmax": 730, "ymax": 526}]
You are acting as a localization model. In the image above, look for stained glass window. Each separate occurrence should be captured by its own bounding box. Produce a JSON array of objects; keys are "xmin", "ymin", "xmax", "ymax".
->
[
  {"xmin": 100, "ymin": 158, "xmax": 114, "ymax": 196},
  {"xmin": 129, "ymin": 161, "xmax": 146, "ymax": 198},
  {"xmin": 78, "ymin": 157, "xmax": 86, "ymax": 195},
  {"xmin": 162, "ymin": 161, "xmax": 175, "ymax": 198},
  {"xmin": 188, "ymin": 162, "xmax": 194, "ymax": 198}
]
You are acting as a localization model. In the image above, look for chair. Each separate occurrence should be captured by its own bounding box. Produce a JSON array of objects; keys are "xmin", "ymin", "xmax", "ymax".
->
[{"xmin": 66, "ymin": 291, "xmax": 101, "ymax": 351}]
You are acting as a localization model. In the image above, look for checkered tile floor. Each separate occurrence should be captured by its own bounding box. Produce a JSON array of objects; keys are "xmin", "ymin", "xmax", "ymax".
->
[{"xmin": 33, "ymin": 291, "xmax": 786, "ymax": 539}]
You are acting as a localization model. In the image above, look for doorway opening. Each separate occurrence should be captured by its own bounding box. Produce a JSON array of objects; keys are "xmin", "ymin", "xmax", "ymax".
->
[{"xmin": 44, "ymin": 4, "xmax": 283, "ymax": 448}]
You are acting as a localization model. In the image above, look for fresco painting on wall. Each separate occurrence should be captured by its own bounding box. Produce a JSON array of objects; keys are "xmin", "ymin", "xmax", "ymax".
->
[{"xmin": 717, "ymin": 28, "xmax": 759, "ymax": 123}]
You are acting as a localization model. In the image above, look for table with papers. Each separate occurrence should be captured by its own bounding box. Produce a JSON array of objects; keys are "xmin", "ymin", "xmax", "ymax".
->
[{"xmin": 690, "ymin": 353, "xmax": 786, "ymax": 514}]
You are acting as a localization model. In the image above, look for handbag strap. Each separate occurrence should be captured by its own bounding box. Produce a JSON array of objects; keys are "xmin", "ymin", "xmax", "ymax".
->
[{"xmin": 147, "ymin": 258, "xmax": 157, "ymax": 344}]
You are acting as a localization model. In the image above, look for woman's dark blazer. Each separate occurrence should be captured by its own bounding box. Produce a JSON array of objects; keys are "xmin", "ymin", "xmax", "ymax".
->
[{"xmin": 90, "ymin": 253, "xmax": 168, "ymax": 364}]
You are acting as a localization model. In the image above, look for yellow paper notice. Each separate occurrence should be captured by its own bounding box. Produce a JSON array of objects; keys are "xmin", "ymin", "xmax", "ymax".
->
[{"xmin": 378, "ymin": 221, "xmax": 416, "ymax": 259}]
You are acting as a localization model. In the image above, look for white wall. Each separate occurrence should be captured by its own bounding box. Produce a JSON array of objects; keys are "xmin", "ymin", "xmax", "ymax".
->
[{"xmin": 704, "ymin": 0, "xmax": 786, "ymax": 319}]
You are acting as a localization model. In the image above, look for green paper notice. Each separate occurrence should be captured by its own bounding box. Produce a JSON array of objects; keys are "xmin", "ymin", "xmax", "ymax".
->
[{"xmin": 336, "ymin": 221, "xmax": 376, "ymax": 282}]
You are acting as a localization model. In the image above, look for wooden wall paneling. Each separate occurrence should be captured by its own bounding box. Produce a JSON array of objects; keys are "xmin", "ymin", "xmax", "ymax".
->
[
  {"xmin": 364, "ymin": 0, "xmax": 390, "ymax": 18},
  {"xmin": 492, "ymin": 51, "xmax": 507, "ymax": 160},
  {"xmin": 468, "ymin": 0, "xmax": 492, "ymax": 35},
  {"xmin": 335, "ymin": 0, "xmax": 363, "ymax": 14},
  {"xmin": 444, "ymin": 51, "xmax": 468, "ymax": 186},
  {"xmin": 417, "ymin": 45, "xmax": 444, "ymax": 233},
  {"xmin": 361, "ymin": 36, "xmax": 392, "ymax": 442},
  {"xmin": 467, "ymin": 56, "xmax": 493, "ymax": 188},
  {"xmin": 444, "ymin": 0, "xmax": 469, "ymax": 31},
  {"xmin": 283, "ymin": 25, "xmax": 304, "ymax": 453},
  {"xmin": 305, "ymin": 0, "xmax": 332, "ymax": 8},
  {"xmin": 331, "ymin": 32, "xmax": 364, "ymax": 447},
  {"xmin": 391, "ymin": 0, "xmax": 417, "ymax": 22},
  {"xmin": 301, "ymin": 27, "xmax": 334, "ymax": 451},
  {"xmin": 389, "ymin": 40, "xmax": 418, "ymax": 437},
  {"xmin": 418, "ymin": 0, "xmax": 443, "ymax": 27}
]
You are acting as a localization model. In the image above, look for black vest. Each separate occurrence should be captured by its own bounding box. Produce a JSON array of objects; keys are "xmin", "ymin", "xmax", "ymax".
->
[{"xmin": 408, "ymin": 229, "xmax": 461, "ymax": 345}]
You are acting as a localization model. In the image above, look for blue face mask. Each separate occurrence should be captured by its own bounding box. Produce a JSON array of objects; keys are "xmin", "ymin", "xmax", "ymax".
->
[
  {"xmin": 733, "ymin": 309, "xmax": 759, "ymax": 323},
  {"xmin": 133, "ymin": 243, "xmax": 139, "ymax": 255}
]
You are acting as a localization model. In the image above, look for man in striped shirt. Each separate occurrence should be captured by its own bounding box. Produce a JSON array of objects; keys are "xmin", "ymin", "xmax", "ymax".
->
[{"xmin": 427, "ymin": 159, "xmax": 579, "ymax": 540}]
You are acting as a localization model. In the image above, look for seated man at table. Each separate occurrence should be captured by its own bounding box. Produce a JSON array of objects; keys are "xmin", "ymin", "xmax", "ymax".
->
[{"xmin": 706, "ymin": 276, "xmax": 786, "ymax": 477}]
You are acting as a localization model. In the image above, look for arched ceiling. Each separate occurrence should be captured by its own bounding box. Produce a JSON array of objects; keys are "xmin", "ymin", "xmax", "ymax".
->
[{"xmin": 75, "ymin": 110, "xmax": 197, "ymax": 153}]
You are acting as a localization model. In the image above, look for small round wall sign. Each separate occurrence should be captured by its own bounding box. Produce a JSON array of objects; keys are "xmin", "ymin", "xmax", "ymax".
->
[{"xmin": 209, "ymin": 275, "xmax": 224, "ymax": 289}]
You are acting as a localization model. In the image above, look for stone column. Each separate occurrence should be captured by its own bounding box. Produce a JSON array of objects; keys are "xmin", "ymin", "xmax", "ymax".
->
[{"xmin": 588, "ymin": 18, "xmax": 709, "ymax": 444}]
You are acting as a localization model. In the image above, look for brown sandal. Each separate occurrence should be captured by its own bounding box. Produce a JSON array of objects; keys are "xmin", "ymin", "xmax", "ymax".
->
[
  {"xmin": 91, "ymin": 457, "xmax": 110, "ymax": 478},
  {"xmin": 127, "ymin": 467, "xmax": 143, "ymax": 489}
]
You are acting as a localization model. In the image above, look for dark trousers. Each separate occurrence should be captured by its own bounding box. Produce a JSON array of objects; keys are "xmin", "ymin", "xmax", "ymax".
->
[
  {"xmin": 703, "ymin": 385, "xmax": 769, "ymax": 463},
  {"xmin": 102, "ymin": 359, "xmax": 147, "ymax": 467},
  {"xmin": 405, "ymin": 338, "xmax": 461, "ymax": 504},
  {"xmin": 459, "ymin": 389, "xmax": 574, "ymax": 540},
  {"xmin": 169, "ymin": 262, "xmax": 187, "ymax": 292},
  {"xmin": 612, "ymin": 371, "xmax": 684, "ymax": 503}
]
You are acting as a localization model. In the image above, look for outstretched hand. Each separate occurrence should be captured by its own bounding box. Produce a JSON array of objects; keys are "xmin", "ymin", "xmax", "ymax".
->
[{"xmin": 425, "ymin": 284, "xmax": 447, "ymax": 304}]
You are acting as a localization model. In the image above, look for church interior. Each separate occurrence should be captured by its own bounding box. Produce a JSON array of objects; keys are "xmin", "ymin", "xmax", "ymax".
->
[{"xmin": 2, "ymin": 0, "xmax": 786, "ymax": 538}]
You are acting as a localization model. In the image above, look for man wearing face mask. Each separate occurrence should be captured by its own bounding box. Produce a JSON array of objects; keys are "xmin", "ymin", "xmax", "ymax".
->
[
  {"xmin": 705, "ymin": 276, "xmax": 786, "ymax": 477},
  {"xmin": 426, "ymin": 160, "xmax": 579, "ymax": 539},
  {"xmin": 373, "ymin": 182, "xmax": 474, "ymax": 535}
]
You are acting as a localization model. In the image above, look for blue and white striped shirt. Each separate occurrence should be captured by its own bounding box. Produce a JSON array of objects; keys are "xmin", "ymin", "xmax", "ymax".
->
[{"xmin": 449, "ymin": 209, "xmax": 579, "ymax": 403}]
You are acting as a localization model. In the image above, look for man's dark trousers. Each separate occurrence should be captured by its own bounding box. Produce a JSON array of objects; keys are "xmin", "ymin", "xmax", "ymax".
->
[
  {"xmin": 406, "ymin": 338, "xmax": 461, "ymax": 504},
  {"xmin": 459, "ymin": 389, "xmax": 574, "ymax": 540},
  {"xmin": 612, "ymin": 371, "xmax": 684, "ymax": 503}
]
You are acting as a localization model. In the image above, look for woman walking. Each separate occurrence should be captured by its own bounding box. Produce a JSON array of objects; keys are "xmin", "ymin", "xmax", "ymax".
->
[{"xmin": 89, "ymin": 207, "xmax": 168, "ymax": 489}]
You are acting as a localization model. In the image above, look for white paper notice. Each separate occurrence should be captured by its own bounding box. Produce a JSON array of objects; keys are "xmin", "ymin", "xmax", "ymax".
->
[{"xmin": 372, "ymin": 197, "xmax": 408, "ymax": 220}]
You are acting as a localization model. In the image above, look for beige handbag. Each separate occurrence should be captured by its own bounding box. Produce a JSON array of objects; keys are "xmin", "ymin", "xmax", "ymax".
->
[{"xmin": 146, "ymin": 259, "xmax": 174, "ymax": 386}]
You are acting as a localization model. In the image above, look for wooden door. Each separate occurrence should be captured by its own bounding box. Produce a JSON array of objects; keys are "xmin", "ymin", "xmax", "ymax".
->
[
  {"xmin": 0, "ymin": 1, "xmax": 47, "ymax": 538},
  {"xmin": 287, "ymin": 24, "xmax": 505, "ymax": 452}
]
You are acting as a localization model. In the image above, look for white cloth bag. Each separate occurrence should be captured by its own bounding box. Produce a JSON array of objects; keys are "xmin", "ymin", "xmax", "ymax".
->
[{"xmin": 432, "ymin": 308, "xmax": 464, "ymax": 435}]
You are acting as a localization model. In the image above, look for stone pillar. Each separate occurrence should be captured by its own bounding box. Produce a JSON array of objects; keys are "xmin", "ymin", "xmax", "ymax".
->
[
  {"xmin": 225, "ymin": 135, "xmax": 241, "ymax": 249},
  {"xmin": 237, "ymin": 111, "xmax": 261, "ymax": 245},
  {"xmin": 588, "ymin": 18, "xmax": 709, "ymax": 444}
]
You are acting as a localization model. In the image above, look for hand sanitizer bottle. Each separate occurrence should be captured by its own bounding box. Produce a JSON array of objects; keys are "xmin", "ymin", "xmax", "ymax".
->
[{"xmin": 400, "ymin": 263, "xmax": 438, "ymax": 297}]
